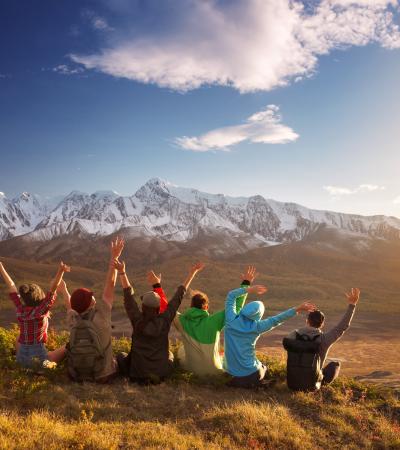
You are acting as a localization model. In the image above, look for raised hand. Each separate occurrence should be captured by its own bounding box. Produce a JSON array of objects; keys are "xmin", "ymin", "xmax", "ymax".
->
[
  {"xmin": 110, "ymin": 236, "xmax": 125, "ymax": 260},
  {"xmin": 59, "ymin": 261, "xmax": 71, "ymax": 273},
  {"xmin": 295, "ymin": 301, "xmax": 317, "ymax": 314},
  {"xmin": 113, "ymin": 259, "xmax": 126, "ymax": 274},
  {"xmin": 247, "ymin": 285, "xmax": 268, "ymax": 295},
  {"xmin": 147, "ymin": 270, "xmax": 161, "ymax": 285},
  {"xmin": 241, "ymin": 265, "xmax": 258, "ymax": 283},
  {"xmin": 345, "ymin": 288, "xmax": 360, "ymax": 305},
  {"xmin": 190, "ymin": 262, "xmax": 205, "ymax": 274}
]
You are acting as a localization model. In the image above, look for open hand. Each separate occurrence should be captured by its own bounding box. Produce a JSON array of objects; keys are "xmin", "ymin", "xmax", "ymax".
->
[
  {"xmin": 345, "ymin": 288, "xmax": 360, "ymax": 305},
  {"xmin": 147, "ymin": 270, "xmax": 161, "ymax": 285},
  {"xmin": 60, "ymin": 262, "xmax": 71, "ymax": 273},
  {"xmin": 241, "ymin": 265, "xmax": 258, "ymax": 283},
  {"xmin": 247, "ymin": 285, "xmax": 268, "ymax": 295},
  {"xmin": 296, "ymin": 301, "xmax": 316, "ymax": 314},
  {"xmin": 110, "ymin": 236, "xmax": 125, "ymax": 260}
]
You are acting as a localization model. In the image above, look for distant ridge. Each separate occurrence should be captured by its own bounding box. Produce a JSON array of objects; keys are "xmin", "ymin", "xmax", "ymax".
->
[{"xmin": 1, "ymin": 178, "xmax": 399, "ymax": 248}]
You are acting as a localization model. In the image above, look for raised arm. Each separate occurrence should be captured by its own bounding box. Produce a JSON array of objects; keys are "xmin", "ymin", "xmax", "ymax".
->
[
  {"xmin": 0, "ymin": 261, "xmax": 17, "ymax": 294},
  {"xmin": 49, "ymin": 262, "xmax": 71, "ymax": 294},
  {"xmin": 103, "ymin": 236, "xmax": 125, "ymax": 306},
  {"xmin": 182, "ymin": 262, "xmax": 205, "ymax": 291},
  {"xmin": 114, "ymin": 259, "xmax": 131, "ymax": 289},
  {"xmin": 57, "ymin": 279, "xmax": 71, "ymax": 310},
  {"xmin": 323, "ymin": 288, "xmax": 360, "ymax": 346},
  {"xmin": 257, "ymin": 301, "xmax": 316, "ymax": 334},
  {"xmin": 236, "ymin": 265, "xmax": 257, "ymax": 313},
  {"xmin": 113, "ymin": 259, "xmax": 141, "ymax": 324},
  {"xmin": 225, "ymin": 284, "xmax": 267, "ymax": 324},
  {"xmin": 162, "ymin": 262, "xmax": 205, "ymax": 323}
]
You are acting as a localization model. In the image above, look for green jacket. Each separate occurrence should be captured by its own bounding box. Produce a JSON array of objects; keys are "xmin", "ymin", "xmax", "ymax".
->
[{"xmin": 174, "ymin": 283, "xmax": 249, "ymax": 376}]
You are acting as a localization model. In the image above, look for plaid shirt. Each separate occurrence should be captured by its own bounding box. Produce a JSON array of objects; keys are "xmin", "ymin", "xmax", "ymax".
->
[{"xmin": 10, "ymin": 291, "xmax": 57, "ymax": 344}]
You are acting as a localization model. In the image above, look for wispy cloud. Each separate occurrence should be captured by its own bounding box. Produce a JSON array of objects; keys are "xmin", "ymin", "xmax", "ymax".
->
[
  {"xmin": 82, "ymin": 9, "xmax": 114, "ymax": 32},
  {"xmin": 52, "ymin": 65, "xmax": 85, "ymax": 75},
  {"xmin": 70, "ymin": 0, "xmax": 400, "ymax": 93},
  {"xmin": 174, "ymin": 105, "xmax": 299, "ymax": 152},
  {"xmin": 324, "ymin": 184, "xmax": 386, "ymax": 196}
]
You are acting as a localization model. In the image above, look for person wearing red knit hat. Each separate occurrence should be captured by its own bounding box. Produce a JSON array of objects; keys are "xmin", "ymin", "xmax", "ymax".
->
[
  {"xmin": 70, "ymin": 288, "xmax": 95, "ymax": 314},
  {"xmin": 58, "ymin": 237, "xmax": 125, "ymax": 383}
]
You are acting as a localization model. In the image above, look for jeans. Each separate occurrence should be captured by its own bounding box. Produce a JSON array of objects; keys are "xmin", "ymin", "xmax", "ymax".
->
[
  {"xmin": 228, "ymin": 364, "xmax": 268, "ymax": 388},
  {"xmin": 16, "ymin": 343, "xmax": 48, "ymax": 368}
]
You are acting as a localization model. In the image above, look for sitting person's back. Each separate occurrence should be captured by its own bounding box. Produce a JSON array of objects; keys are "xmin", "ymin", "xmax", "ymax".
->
[
  {"xmin": 67, "ymin": 288, "xmax": 116, "ymax": 382},
  {"xmin": 116, "ymin": 260, "xmax": 204, "ymax": 384},
  {"xmin": 175, "ymin": 269, "xmax": 253, "ymax": 376},
  {"xmin": 224, "ymin": 285, "xmax": 315, "ymax": 388},
  {"xmin": 283, "ymin": 288, "xmax": 360, "ymax": 391},
  {"xmin": 65, "ymin": 237, "xmax": 125, "ymax": 383},
  {"xmin": 0, "ymin": 260, "xmax": 70, "ymax": 369}
]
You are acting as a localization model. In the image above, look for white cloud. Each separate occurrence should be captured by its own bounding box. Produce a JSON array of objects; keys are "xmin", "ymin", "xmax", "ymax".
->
[
  {"xmin": 70, "ymin": 0, "xmax": 400, "ymax": 93},
  {"xmin": 52, "ymin": 65, "xmax": 85, "ymax": 75},
  {"xmin": 174, "ymin": 105, "xmax": 299, "ymax": 152},
  {"xmin": 393, "ymin": 196, "xmax": 400, "ymax": 204},
  {"xmin": 324, "ymin": 184, "xmax": 386, "ymax": 196}
]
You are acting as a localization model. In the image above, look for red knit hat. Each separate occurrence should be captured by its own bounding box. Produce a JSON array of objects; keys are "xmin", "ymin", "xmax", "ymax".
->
[{"xmin": 70, "ymin": 288, "xmax": 94, "ymax": 314}]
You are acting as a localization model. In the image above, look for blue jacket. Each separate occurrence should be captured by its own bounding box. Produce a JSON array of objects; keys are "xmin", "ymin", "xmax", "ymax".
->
[{"xmin": 223, "ymin": 287, "xmax": 296, "ymax": 377}]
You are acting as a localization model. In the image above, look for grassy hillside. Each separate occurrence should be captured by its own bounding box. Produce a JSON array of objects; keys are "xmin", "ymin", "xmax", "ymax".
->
[{"xmin": 0, "ymin": 327, "xmax": 399, "ymax": 449}]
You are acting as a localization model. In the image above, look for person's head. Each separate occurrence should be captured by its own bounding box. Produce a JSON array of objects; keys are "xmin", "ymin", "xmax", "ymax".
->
[
  {"xmin": 18, "ymin": 283, "xmax": 45, "ymax": 307},
  {"xmin": 240, "ymin": 301, "xmax": 265, "ymax": 322},
  {"xmin": 307, "ymin": 310, "xmax": 325, "ymax": 329},
  {"xmin": 70, "ymin": 288, "xmax": 96, "ymax": 314},
  {"xmin": 135, "ymin": 292, "xmax": 161, "ymax": 334},
  {"xmin": 190, "ymin": 291, "xmax": 209, "ymax": 311}
]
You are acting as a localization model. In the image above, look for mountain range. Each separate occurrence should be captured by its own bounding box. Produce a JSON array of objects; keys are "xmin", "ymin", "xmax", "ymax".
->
[{"xmin": 1, "ymin": 178, "xmax": 400, "ymax": 249}]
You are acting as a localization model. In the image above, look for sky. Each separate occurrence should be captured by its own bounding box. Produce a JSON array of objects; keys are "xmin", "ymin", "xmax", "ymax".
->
[{"xmin": 0, "ymin": 0, "xmax": 400, "ymax": 217}]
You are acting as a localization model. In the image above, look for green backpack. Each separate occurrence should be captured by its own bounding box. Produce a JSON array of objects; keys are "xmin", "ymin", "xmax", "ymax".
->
[{"xmin": 67, "ymin": 309, "xmax": 111, "ymax": 381}]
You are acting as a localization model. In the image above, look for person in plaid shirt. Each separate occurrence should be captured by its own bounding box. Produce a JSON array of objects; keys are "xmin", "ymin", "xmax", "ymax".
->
[{"xmin": 0, "ymin": 260, "xmax": 70, "ymax": 369}]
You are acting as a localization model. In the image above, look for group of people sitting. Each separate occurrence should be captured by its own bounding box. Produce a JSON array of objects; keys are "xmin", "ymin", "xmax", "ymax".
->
[{"xmin": 0, "ymin": 237, "xmax": 360, "ymax": 391}]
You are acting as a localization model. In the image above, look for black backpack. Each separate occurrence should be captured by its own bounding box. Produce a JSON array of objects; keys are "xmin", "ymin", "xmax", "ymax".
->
[
  {"xmin": 282, "ymin": 332, "xmax": 323, "ymax": 392},
  {"xmin": 66, "ymin": 309, "xmax": 111, "ymax": 382}
]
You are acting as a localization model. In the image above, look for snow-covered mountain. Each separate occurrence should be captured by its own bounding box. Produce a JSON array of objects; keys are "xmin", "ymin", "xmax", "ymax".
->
[{"xmin": 1, "ymin": 178, "xmax": 400, "ymax": 247}]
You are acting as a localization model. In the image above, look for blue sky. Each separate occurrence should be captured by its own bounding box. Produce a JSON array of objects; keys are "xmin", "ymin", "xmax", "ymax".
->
[{"xmin": 1, "ymin": 0, "xmax": 400, "ymax": 216}]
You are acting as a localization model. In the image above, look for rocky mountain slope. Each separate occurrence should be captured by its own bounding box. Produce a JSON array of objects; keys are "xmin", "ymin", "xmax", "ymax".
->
[{"xmin": 1, "ymin": 178, "xmax": 400, "ymax": 248}]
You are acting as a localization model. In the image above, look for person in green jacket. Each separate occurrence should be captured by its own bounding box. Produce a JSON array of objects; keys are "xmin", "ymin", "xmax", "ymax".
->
[{"xmin": 174, "ymin": 266, "xmax": 257, "ymax": 376}]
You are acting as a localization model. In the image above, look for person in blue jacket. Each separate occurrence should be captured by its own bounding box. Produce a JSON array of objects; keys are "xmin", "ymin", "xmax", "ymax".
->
[{"xmin": 223, "ymin": 284, "xmax": 316, "ymax": 388}]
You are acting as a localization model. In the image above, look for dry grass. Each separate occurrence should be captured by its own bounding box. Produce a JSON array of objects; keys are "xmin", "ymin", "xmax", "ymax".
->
[{"xmin": 0, "ymin": 327, "xmax": 399, "ymax": 449}]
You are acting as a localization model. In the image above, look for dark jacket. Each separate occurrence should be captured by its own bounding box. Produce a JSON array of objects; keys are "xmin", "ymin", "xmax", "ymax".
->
[
  {"xmin": 287, "ymin": 304, "xmax": 356, "ymax": 366},
  {"xmin": 123, "ymin": 285, "xmax": 186, "ymax": 380}
]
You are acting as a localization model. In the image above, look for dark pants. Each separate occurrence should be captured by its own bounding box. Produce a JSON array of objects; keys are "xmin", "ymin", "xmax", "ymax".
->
[
  {"xmin": 322, "ymin": 361, "xmax": 341, "ymax": 385},
  {"xmin": 227, "ymin": 365, "xmax": 267, "ymax": 388},
  {"xmin": 116, "ymin": 351, "xmax": 174, "ymax": 384}
]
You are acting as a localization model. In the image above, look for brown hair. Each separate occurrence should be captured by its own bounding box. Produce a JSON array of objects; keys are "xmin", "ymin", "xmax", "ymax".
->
[
  {"xmin": 18, "ymin": 283, "xmax": 45, "ymax": 307},
  {"xmin": 191, "ymin": 291, "xmax": 209, "ymax": 310},
  {"xmin": 307, "ymin": 310, "xmax": 325, "ymax": 328}
]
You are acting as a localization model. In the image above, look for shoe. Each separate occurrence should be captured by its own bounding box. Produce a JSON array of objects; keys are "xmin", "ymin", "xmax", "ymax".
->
[{"xmin": 42, "ymin": 359, "xmax": 57, "ymax": 369}]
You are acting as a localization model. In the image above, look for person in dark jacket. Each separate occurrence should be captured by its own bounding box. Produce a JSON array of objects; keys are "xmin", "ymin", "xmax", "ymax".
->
[
  {"xmin": 114, "ymin": 259, "xmax": 204, "ymax": 384},
  {"xmin": 285, "ymin": 287, "xmax": 361, "ymax": 388}
]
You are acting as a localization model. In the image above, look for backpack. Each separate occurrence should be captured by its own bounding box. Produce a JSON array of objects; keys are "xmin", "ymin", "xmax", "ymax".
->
[
  {"xmin": 66, "ymin": 309, "xmax": 111, "ymax": 381},
  {"xmin": 282, "ymin": 332, "xmax": 323, "ymax": 392}
]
